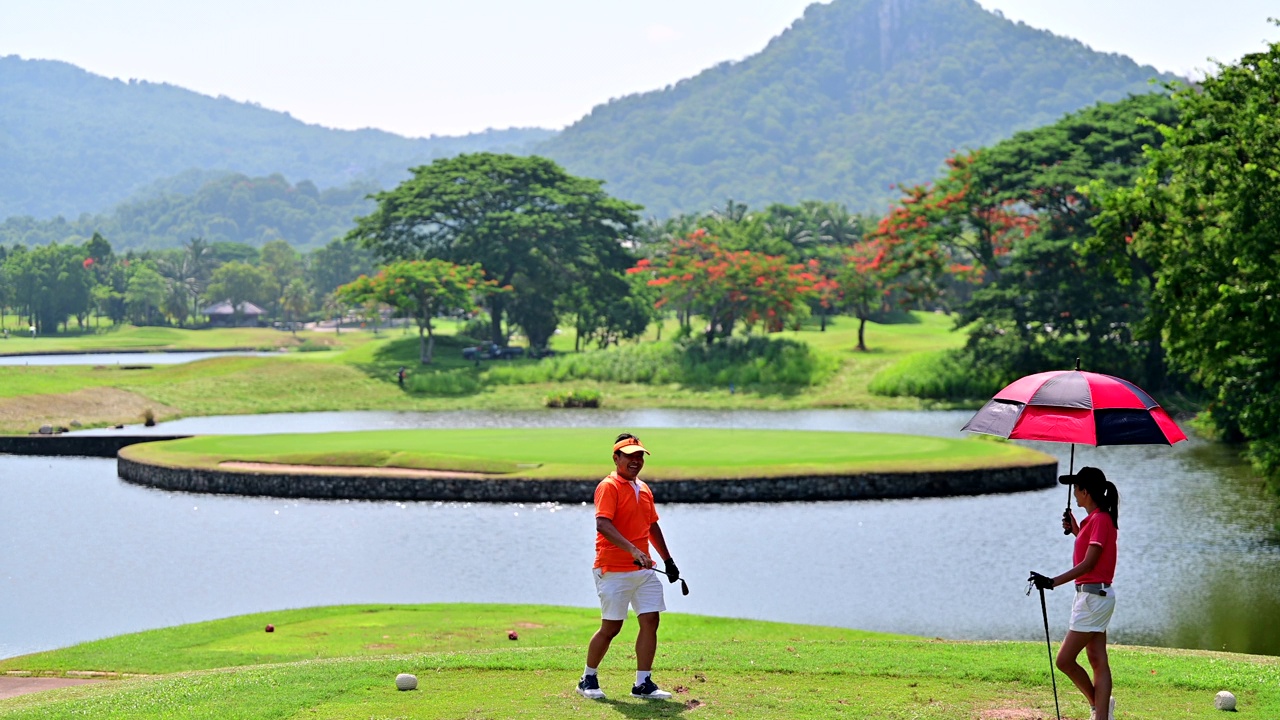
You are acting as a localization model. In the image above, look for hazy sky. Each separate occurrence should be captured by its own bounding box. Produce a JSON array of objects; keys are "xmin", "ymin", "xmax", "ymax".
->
[{"xmin": 2, "ymin": 1, "xmax": 1275, "ymax": 138}]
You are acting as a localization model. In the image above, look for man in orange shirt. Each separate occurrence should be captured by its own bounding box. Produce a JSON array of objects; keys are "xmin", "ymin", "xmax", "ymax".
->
[{"xmin": 576, "ymin": 432, "xmax": 679, "ymax": 701}]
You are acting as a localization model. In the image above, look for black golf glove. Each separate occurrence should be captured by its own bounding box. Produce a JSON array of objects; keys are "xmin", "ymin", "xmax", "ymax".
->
[
  {"xmin": 663, "ymin": 558, "xmax": 680, "ymax": 584},
  {"xmin": 1028, "ymin": 571, "xmax": 1055, "ymax": 590}
]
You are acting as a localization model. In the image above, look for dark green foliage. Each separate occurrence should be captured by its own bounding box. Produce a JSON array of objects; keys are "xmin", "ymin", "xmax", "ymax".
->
[
  {"xmin": 956, "ymin": 94, "xmax": 1179, "ymax": 389},
  {"xmin": 0, "ymin": 173, "xmax": 377, "ymax": 251},
  {"xmin": 536, "ymin": 0, "xmax": 1179, "ymax": 216},
  {"xmin": 487, "ymin": 336, "xmax": 838, "ymax": 389},
  {"xmin": 0, "ymin": 55, "xmax": 555, "ymax": 219},
  {"xmin": 1091, "ymin": 35, "xmax": 1280, "ymax": 489},
  {"xmin": 349, "ymin": 153, "xmax": 642, "ymax": 346}
]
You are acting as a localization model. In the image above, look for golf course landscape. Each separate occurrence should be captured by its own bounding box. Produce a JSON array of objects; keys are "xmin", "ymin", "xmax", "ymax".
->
[{"xmin": 1, "ymin": 604, "xmax": 1276, "ymax": 719}]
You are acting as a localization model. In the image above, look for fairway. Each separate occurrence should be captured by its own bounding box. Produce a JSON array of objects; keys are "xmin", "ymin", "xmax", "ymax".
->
[
  {"xmin": 1, "ymin": 604, "xmax": 1276, "ymax": 720},
  {"xmin": 123, "ymin": 427, "xmax": 1051, "ymax": 481}
]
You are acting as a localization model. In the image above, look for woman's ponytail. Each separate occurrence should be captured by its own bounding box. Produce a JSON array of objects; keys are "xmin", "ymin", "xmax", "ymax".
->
[{"xmin": 1100, "ymin": 480, "xmax": 1120, "ymax": 529}]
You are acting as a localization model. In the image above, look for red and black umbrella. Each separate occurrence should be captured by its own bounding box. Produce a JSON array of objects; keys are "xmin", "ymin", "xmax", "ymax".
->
[
  {"xmin": 962, "ymin": 370, "xmax": 1186, "ymax": 447},
  {"xmin": 963, "ymin": 366, "xmax": 1186, "ymax": 526}
]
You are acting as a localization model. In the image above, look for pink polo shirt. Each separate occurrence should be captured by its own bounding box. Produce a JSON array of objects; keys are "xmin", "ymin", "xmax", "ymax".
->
[{"xmin": 1073, "ymin": 509, "xmax": 1117, "ymax": 585}]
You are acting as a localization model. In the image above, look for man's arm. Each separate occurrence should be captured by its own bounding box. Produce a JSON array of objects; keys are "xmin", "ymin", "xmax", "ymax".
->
[
  {"xmin": 648, "ymin": 522, "xmax": 671, "ymax": 562},
  {"xmin": 596, "ymin": 516, "xmax": 653, "ymax": 568}
]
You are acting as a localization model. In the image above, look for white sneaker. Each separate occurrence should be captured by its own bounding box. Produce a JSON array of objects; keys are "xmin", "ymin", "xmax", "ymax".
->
[
  {"xmin": 630, "ymin": 677, "xmax": 672, "ymax": 699},
  {"xmin": 575, "ymin": 674, "xmax": 604, "ymax": 700}
]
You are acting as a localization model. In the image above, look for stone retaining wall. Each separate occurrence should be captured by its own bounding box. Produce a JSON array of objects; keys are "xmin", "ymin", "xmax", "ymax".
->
[
  {"xmin": 118, "ymin": 454, "xmax": 1059, "ymax": 503},
  {"xmin": 0, "ymin": 435, "xmax": 191, "ymax": 458}
]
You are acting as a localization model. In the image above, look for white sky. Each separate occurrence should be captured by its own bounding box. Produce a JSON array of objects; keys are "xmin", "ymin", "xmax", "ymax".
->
[{"xmin": 2, "ymin": 1, "xmax": 1275, "ymax": 138}]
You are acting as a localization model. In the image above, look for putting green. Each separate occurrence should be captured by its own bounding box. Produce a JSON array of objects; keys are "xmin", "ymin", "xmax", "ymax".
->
[{"xmin": 122, "ymin": 428, "xmax": 1051, "ymax": 481}]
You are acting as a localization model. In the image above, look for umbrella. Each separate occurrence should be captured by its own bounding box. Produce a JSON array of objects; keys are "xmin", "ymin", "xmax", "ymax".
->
[{"xmin": 962, "ymin": 360, "xmax": 1187, "ymax": 519}]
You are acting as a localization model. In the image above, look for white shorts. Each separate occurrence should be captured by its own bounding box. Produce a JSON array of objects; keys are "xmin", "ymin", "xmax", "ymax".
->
[
  {"xmin": 1069, "ymin": 586, "xmax": 1116, "ymax": 633},
  {"xmin": 593, "ymin": 568, "xmax": 666, "ymax": 621}
]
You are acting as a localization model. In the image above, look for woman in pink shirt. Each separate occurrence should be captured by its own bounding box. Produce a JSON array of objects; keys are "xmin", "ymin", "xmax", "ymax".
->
[{"xmin": 1030, "ymin": 466, "xmax": 1120, "ymax": 720}]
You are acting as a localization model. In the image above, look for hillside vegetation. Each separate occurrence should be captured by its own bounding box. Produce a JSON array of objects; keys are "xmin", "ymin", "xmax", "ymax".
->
[
  {"xmin": 0, "ymin": 55, "xmax": 553, "ymax": 219},
  {"xmin": 537, "ymin": 0, "xmax": 1179, "ymax": 215}
]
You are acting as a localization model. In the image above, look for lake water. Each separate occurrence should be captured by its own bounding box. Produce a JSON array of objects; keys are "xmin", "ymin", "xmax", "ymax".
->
[
  {"xmin": 0, "ymin": 350, "xmax": 280, "ymax": 366},
  {"xmin": 3, "ymin": 410, "xmax": 1278, "ymax": 661}
]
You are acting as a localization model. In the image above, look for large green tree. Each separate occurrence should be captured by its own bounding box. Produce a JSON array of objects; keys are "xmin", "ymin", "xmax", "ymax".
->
[
  {"xmin": 347, "ymin": 153, "xmax": 641, "ymax": 346},
  {"xmin": 1092, "ymin": 38, "xmax": 1280, "ymax": 487}
]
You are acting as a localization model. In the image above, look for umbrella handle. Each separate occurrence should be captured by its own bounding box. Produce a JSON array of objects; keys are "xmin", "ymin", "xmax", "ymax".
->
[{"xmin": 1063, "ymin": 444, "xmax": 1075, "ymax": 536}]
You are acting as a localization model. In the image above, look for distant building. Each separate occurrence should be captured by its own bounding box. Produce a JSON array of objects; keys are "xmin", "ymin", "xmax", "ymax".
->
[{"xmin": 202, "ymin": 300, "xmax": 266, "ymax": 327}]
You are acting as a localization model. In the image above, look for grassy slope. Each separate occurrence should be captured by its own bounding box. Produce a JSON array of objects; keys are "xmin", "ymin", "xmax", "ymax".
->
[
  {"xmin": 121, "ymin": 428, "xmax": 1050, "ymax": 480},
  {"xmin": 0, "ymin": 314, "xmax": 968, "ymax": 433},
  {"xmin": 0, "ymin": 604, "xmax": 1275, "ymax": 719}
]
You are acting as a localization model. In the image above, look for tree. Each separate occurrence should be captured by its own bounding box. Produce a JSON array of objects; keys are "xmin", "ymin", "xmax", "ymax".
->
[
  {"xmin": 1092, "ymin": 38, "xmax": 1280, "ymax": 486},
  {"xmin": 280, "ymin": 278, "xmax": 312, "ymax": 336},
  {"xmin": 347, "ymin": 153, "xmax": 641, "ymax": 345},
  {"xmin": 125, "ymin": 263, "xmax": 167, "ymax": 325},
  {"xmin": 336, "ymin": 260, "xmax": 496, "ymax": 364},
  {"xmin": 205, "ymin": 261, "xmax": 272, "ymax": 323}
]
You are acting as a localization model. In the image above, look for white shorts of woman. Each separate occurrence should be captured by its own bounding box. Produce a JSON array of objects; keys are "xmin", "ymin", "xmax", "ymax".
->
[
  {"xmin": 1069, "ymin": 584, "xmax": 1116, "ymax": 633},
  {"xmin": 593, "ymin": 568, "xmax": 667, "ymax": 621}
]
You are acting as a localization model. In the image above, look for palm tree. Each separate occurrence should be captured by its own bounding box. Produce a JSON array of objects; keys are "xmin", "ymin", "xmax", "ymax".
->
[{"xmin": 280, "ymin": 279, "xmax": 312, "ymax": 336}]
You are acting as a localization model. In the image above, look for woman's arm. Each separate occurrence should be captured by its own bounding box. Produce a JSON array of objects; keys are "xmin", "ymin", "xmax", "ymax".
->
[{"xmin": 1052, "ymin": 544, "xmax": 1102, "ymax": 587}]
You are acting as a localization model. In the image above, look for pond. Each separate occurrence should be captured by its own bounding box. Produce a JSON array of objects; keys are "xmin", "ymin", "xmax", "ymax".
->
[
  {"xmin": 3, "ymin": 410, "xmax": 1277, "ymax": 661},
  {"xmin": 0, "ymin": 350, "xmax": 281, "ymax": 366}
]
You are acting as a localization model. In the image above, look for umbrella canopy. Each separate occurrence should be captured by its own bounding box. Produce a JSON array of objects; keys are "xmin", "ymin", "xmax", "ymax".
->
[{"xmin": 963, "ymin": 370, "xmax": 1186, "ymax": 446}]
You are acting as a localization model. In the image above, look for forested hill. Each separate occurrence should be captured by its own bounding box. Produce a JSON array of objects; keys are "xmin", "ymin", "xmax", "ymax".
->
[
  {"xmin": 0, "ymin": 55, "xmax": 555, "ymax": 219},
  {"xmin": 0, "ymin": 172, "xmax": 376, "ymax": 251},
  {"xmin": 535, "ymin": 0, "xmax": 1182, "ymax": 217}
]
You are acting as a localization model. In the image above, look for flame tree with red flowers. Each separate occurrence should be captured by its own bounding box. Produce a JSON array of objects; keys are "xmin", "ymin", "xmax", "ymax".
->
[
  {"xmin": 629, "ymin": 230, "xmax": 817, "ymax": 343},
  {"xmin": 336, "ymin": 259, "xmax": 499, "ymax": 364}
]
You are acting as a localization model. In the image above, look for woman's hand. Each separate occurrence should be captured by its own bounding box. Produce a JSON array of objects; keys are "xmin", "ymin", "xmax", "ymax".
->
[{"xmin": 1062, "ymin": 509, "xmax": 1080, "ymax": 535}]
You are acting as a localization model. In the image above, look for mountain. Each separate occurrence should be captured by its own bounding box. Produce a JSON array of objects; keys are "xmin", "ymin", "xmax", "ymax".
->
[
  {"xmin": 0, "ymin": 55, "xmax": 555, "ymax": 219},
  {"xmin": 0, "ymin": 172, "xmax": 376, "ymax": 251},
  {"xmin": 534, "ymin": 0, "xmax": 1182, "ymax": 217}
]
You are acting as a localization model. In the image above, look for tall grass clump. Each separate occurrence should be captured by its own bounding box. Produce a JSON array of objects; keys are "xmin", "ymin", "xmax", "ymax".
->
[
  {"xmin": 487, "ymin": 337, "xmax": 837, "ymax": 389},
  {"xmin": 869, "ymin": 349, "xmax": 1005, "ymax": 400},
  {"xmin": 408, "ymin": 368, "xmax": 482, "ymax": 396}
]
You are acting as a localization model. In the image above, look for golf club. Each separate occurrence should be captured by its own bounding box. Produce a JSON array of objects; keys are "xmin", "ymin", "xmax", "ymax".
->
[
  {"xmin": 634, "ymin": 561, "xmax": 690, "ymax": 595},
  {"xmin": 1027, "ymin": 577, "xmax": 1062, "ymax": 720}
]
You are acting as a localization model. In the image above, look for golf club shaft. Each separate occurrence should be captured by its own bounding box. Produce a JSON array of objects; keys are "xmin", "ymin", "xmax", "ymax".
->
[{"xmin": 1038, "ymin": 586, "xmax": 1062, "ymax": 720}]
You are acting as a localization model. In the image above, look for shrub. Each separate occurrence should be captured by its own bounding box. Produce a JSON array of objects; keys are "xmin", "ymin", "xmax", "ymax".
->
[
  {"xmin": 868, "ymin": 349, "xmax": 1005, "ymax": 400},
  {"xmin": 545, "ymin": 388, "xmax": 602, "ymax": 408},
  {"xmin": 408, "ymin": 368, "xmax": 482, "ymax": 396},
  {"xmin": 487, "ymin": 336, "xmax": 837, "ymax": 389},
  {"xmin": 295, "ymin": 339, "xmax": 332, "ymax": 352}
]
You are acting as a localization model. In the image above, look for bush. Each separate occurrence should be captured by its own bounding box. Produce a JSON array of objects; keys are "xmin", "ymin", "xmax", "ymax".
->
[
  {"xmin": 487, "ymin": 336, "xmax": 837, "ymax": 389},
  {"xmin": 408, "ymin": 368, "xmax": 482, "ymax": 396},
  {"xmin": 295, "ymin": 339, "xmax": 332, "ymax": 352},
  {"xmin": 458, "ymin": 316, "xmax": 492, "ymax": 344},
  {"xmin": 545, "ymin": 388, "xmax": 602, "ymax": 408},
  {"xmin": 868, "ymin": 349, "xmax": 1006, "ymax": 400}
]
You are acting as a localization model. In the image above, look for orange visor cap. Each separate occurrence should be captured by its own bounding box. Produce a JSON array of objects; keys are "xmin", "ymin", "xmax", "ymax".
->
[{"xmin": 613, "ymin": 438, "xmax": 650, "ymax": 455}]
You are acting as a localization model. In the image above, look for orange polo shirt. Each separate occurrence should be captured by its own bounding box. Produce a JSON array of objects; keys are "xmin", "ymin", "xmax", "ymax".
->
[{"xmin": 593, "ymin": 471, "xmax": 660, "ymax": 572}]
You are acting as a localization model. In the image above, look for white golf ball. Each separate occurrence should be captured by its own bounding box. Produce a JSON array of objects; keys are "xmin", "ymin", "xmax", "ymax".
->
[
  {"xmin": 1214, "ymin": 690, "xmax": 1236, "ymax": 711},
  {"xmin": 395, "ymin": 673, "xmax": 418, "ymax": 691}
]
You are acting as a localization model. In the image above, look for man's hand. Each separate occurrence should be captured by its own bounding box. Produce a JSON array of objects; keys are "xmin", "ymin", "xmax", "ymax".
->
[
  {"xmin": 1028, "ymin": 571, "xmax": 1055, "ymax": 590},
  {"xmin": 663, "ymin": 558, "xmax": 680, "ymax": 583},
  {"xmin": 631, "ymin": 549, "xmax": 654, "ymax": 569}
]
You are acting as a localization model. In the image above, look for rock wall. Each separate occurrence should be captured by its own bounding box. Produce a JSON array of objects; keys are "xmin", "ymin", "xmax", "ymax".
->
[
  {"xmin": 118, "ymin": 454, "xmax": 1058, "ymax": 503},
  {"xmin": 0, "ymin": 435, "xmax": 191, "ymax": 458}
]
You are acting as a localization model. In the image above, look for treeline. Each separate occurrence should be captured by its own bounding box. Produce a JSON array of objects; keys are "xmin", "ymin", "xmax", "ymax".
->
[
  {"xmin": 0, "ymin": 235, "xmax": 372, "ymax": 333},
  {"xmin": 0, "ymin": 173, "xmax": 377, "ymax": 251}
]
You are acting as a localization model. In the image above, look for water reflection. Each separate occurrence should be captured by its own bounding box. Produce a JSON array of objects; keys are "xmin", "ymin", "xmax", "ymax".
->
[
  {"xmin": 6, "ymin": 410, "xmax": 1278, "ymax": 660},
  {"xmin": 0, "ymin": 351, "xmax": 279, "ymax": 366}
]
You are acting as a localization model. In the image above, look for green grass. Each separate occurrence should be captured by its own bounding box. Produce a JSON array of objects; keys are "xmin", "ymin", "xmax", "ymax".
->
[
  {"xmin": 1, "ymin": 604, "xmax": 1276, "ymax": 719},
  {"xmin": 0, "ymin": 323, "xmax": 357, "ymax": 354},
  {"xmin": 120, "ymin": 427, "xmax": 1053, "ymax": 480},
  {"xmin": 0, "ymin": 313, "xmax": 979, "ymax": 434}
]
